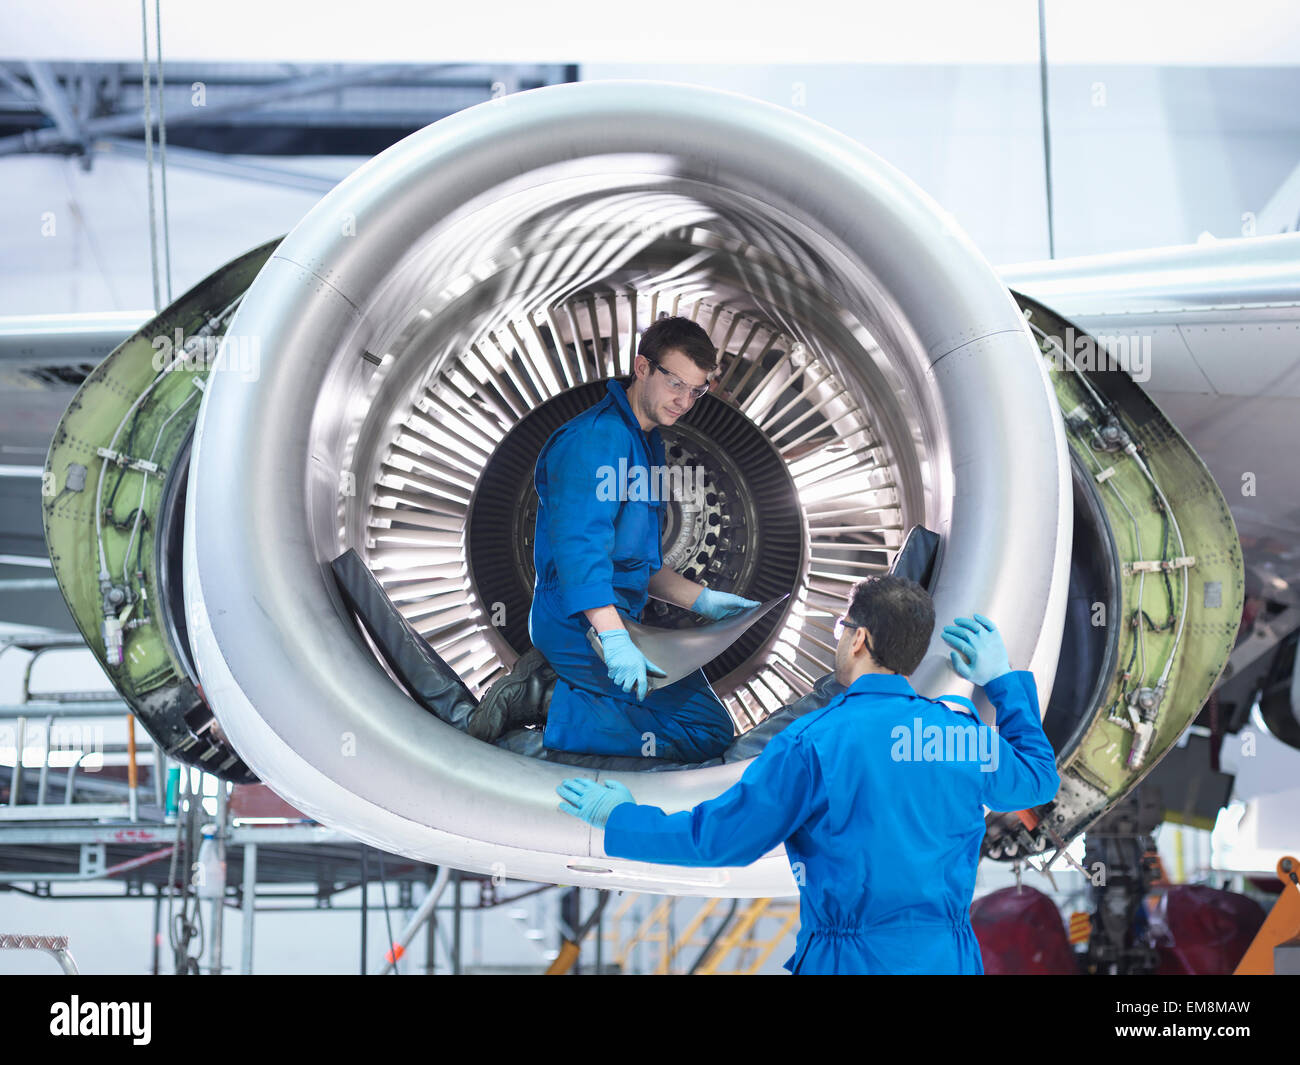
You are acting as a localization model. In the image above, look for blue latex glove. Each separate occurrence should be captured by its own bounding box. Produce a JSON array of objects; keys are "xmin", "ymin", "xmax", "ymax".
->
[
  {"xmin": 941, "ymin": 614, "xmax": 1013, "ymax": 686},
  {"xmin": 597, "ymin": 629, "xmax": 666, "ymax": 701},
  {"xmin": 691, "ymin": 587, "xmax": 760, "ymax": 621},
  {"xmin": 556, "ymin": 778, "xmax": 636, "ymax": 827}
]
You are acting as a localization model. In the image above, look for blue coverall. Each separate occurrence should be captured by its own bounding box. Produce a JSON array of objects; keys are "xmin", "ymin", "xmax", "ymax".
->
[
  {"xmin": 528, "ymin": 379, "xmax": 734, "ymax": 762},
  {"xmin": 601, "ymin": 669, "xmax": 1061, "ymax": 974}
]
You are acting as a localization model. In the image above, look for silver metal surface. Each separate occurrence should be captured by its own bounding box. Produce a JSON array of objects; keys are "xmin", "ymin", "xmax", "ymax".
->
[
  {"xmin": 584, "ymin": 596, "xmax": 789, "ymax": 691},
  {"xmin": 184, "ymin": 80, "xmax": 1071, "ymax": 895},
  {"xmin": 0, "ymin": 311, "xmax": 150, "ymax": 369},
  {"xmin": 378, "ymin": 865, "xmax": 450, "ymax": 975},
  {"xmin": 0, "ymin": 933, "xmax": 78, "ymax": 974},
  {"xmin": 240, "ymin": 840, "xmax": 256, "ymax": 975},
  {"xmin": 0, "ymin": 803, "xmax": 132, "ymax": 821},
  {"xmin": 1000, "ymin": 232, "xmax": 1300, "ymax": 318}
]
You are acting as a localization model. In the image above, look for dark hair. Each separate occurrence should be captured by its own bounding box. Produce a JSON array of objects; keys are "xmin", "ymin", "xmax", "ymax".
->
[
  {"xmin": 845, "ymin": 574, "xmax": 935, "ymax": 675},
  {"xmin": 638, "ymin": 315, "xmax": 717, "ymax": 373}
]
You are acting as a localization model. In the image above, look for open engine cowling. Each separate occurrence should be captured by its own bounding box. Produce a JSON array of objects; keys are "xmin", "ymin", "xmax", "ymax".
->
[{"xmin": 44, "ymin": 80, "xmax": 1242, "ymax": 894}]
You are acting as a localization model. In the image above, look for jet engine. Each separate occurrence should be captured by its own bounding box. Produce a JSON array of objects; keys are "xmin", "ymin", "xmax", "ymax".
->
[{"xmin": 42, "ymin": 81, "xmax": 1243, "ymax": 894}]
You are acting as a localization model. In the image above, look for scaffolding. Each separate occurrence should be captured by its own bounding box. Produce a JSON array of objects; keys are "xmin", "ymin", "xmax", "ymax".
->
[
  {"xmin": 1, "ymin": 632, "xmax": 802, "ymax": 975},
  {"xmin": 602, "ymin": 892, "xmax": 800, "ymax": 974}
]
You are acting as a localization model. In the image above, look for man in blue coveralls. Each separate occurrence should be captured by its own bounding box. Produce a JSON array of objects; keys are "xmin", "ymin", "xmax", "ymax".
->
[
  {"xmin": 467, "ymin": 316, "xmax": 757, "ymax": 761},
  {"xmin": 555, "ymin": 575, "xmax": 1062, "ymax": 974}
]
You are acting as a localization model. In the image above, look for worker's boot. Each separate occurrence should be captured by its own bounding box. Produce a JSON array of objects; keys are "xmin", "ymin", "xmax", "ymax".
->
[{"xmin": 467, "ymin": 648, "xmax": 557, "ymax": 743}]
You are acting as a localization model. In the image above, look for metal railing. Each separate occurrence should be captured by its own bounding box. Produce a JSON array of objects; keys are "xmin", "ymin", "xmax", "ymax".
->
[
  {"xmin": 0, "ymin": 631, "xmax": 165, "ymax": 823},
  {"xmin": 602, "ymin": 892, "xmax": 800, "ymax": 974},
  {"xmin": 0, "ymin": 933, "xmax": 78, "ymax": 974}
]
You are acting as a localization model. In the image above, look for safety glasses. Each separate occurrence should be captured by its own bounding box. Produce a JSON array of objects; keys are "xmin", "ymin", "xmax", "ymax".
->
[
  {"xmin": 643, "ymin": 356, "xmax": 711, "ymax": 402},
  {"xmin": 833, "ymin": 615, "xmax": 862, "ymax": 641}
]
